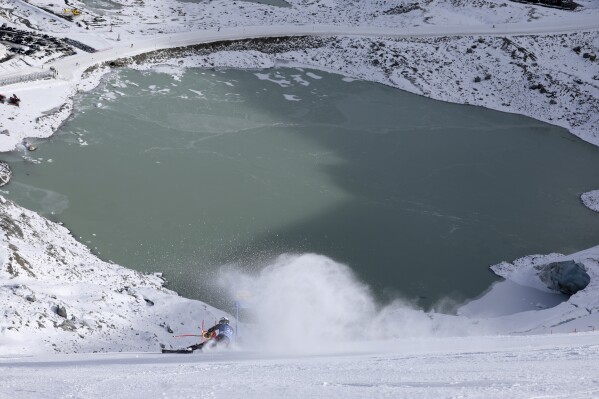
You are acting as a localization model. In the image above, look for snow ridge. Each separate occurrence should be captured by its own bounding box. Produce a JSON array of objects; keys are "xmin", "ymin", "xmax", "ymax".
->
[{"xmin": 0, "ymin": 196, "xmax": 225, "ymax": 355}]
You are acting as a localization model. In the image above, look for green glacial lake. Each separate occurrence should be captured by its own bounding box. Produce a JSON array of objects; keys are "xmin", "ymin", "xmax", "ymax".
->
[{"xmin": 5, "ymin": 67, "xmax": 599, "ymax": 308}]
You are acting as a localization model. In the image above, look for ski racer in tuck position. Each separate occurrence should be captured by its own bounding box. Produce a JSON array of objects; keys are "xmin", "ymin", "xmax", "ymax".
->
[{"xmin": 188, "ymin": 317, "xmax": 234, "ymax": 351}]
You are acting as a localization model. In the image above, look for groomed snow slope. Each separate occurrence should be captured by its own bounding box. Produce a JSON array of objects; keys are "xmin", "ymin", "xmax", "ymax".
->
[{"xmin": 1, "ymin": 332, "xmax": 599, "ymax": 399}]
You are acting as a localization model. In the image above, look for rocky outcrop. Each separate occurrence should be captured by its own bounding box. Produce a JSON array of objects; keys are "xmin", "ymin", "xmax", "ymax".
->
[
  {"xmin": 537, "ymin": 260, "xmax": 591, "ymax": 295},
  {"xmin": 0, "ymin": 161, "xmax": 10, "ymax": 187}
]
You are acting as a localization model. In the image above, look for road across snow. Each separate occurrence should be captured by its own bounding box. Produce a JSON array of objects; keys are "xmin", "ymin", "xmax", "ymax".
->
[
  {"xmin": 31, "ymin": 15, "xmax": 599, "ymax": 81},
  {"xmin": 2, "ymin": 332, "xmax": 599, "ymax": 399}
]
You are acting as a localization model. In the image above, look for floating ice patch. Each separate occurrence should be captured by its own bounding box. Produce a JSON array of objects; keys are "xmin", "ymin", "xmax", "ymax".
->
[
  {"xmin": 148, "ymin": 85, "xmax": 157, "ymax": 90},
  {"xmin": 342, "ymin": 77, "xmax": 358, "ymax": 82},
  {"xmin": 283, "ymin": 94, "xmax": 301, "ymax": 102},
  {"xmin": 306, "ymin": 72, "xmax": 322, "ymax": 80},
  {"xmin": 254, "ymin": 72, "xmax": 291, "ymax": 87},
  {"xmin": 10, "ymin": 181, "xmax": 69, "ymax": 215},
  {"xmin": 111, "ymin": 80, "xmax": 127, "ymax": 88},
  {"xmin": 223, "ymin": 93, "xmax": 244, "ymax": 102},
  {"xmin": 189, "ymin": 89, "xmax": 204, "ymax": 97},
  {"xmin": 151, "ymin": 65, "xmax": 185, "ymax": 79},
  {"xmin": 102, "ymin": 92, "xmax": 117, "ymax": 100},
  {"xmin": 291, "ymin": 75, "xmax": 310, "ymax": 86},
  {"xmin": 581, "ymin": 190, "xmax": 599, "ymax": 212}
]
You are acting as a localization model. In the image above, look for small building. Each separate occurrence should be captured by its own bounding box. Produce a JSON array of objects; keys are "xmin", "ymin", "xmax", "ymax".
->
[{"xmin": 0, "ymin": 43, "xmax": 7, "ymax": 59}]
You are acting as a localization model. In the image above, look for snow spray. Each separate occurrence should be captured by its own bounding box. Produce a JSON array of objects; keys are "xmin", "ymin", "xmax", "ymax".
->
[{"xmin": 217, "ymin": 253, "xmax": 478, "ymax": 354}]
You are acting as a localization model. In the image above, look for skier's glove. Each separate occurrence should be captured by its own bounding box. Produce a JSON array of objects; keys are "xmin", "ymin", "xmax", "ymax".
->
[{"xmin": 203, "ymin": 332, "xmax": 211, "ymax": 339}]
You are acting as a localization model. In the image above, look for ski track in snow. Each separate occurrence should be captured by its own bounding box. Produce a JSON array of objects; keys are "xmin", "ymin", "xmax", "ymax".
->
[{"xmin": 2, "ymin": 333, "xmax": 599, "ymax": 399}]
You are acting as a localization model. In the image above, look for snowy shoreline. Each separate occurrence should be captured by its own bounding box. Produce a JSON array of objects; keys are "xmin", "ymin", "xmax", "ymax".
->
[
  {"xmin": 4, "ymin": 28, "xmax": 599, "ymax": 143},
  {"xmin": 1, "ymin": 0, "xmax": 599, "ymax": 355}
]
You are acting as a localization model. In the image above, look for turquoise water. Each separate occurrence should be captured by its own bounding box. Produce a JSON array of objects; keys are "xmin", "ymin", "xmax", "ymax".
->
[{"xmin": 5, "ymin": 67, "xmax": 599, "ymax": 308}]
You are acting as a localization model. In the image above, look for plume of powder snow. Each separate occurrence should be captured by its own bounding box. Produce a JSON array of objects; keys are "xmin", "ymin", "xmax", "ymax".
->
[{"xmin": 218, "ymin": 253, "xmax": 482, "ymax": 354}]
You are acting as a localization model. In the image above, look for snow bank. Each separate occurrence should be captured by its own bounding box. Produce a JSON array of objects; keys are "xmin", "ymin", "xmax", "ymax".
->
[
  {"xmin": 0, "ymin": 196, "xmax": 228, "ymax": 355},
  {"xmin": 582, "ymin": 190, "xmax": 599, "ymax": 212},
  {"xmin": 461, "ymin": 247, "xmax": 599, "ymax": 334}
]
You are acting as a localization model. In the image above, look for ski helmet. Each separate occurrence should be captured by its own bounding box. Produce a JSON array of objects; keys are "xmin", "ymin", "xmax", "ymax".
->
[{"xmin": 219, "ymin": 317, "xmax": 229, "ymax": 324}]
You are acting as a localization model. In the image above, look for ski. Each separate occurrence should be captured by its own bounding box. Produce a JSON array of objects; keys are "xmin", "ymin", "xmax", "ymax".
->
[{"xmin": 161, "ymin": 348, "xmax": 194, "ymax": 354}]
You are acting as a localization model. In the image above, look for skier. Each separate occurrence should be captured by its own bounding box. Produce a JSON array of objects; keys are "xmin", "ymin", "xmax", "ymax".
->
[{"xmin": 188, "ymin": 317, "xmax": 234, "ymax": 351}]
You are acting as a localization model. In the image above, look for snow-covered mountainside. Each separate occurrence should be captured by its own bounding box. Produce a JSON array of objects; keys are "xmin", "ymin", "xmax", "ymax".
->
[
  {"xmin": 0, "ymin": 0, "xmax": 598, "ymax": 384},
  {"xmin": 0, "ymin": 196, "xmax": 226, "ymax": 355}
]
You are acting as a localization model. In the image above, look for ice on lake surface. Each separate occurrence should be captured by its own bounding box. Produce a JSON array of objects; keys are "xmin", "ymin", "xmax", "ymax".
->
[{"xmin": 7, "ymin": 67, "xmax": 599, "ymax": 309}]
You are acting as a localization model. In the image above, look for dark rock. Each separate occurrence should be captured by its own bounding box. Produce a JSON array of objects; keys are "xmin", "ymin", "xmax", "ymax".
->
[
  {"xmin": 25, "ymin": 294, "xmax": 36, "ymax": 302},
  {"xmin": 538, "ymin": 260, "xmax": 590, "ymax": 295},
  {"xmin": 58, "ymin": 320, "xmax": 77, "ymax": 331},
  {"xmin": 384, "ymin": 3, "xmax": 421, "ymax": 15},
  {"xmin": 57, "ymin": 305, "xmax": 67, "ymax": 318}
]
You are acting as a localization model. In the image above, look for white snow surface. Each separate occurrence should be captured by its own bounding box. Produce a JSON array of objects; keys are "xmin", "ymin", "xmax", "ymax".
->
[
  {"xmin": 2, "ymin": 332, "xmax": 599, "ymax": 399},
  {"xmin": 582, "ymin": 190, "xmax": 599, "ymax": 212},
  {"xmin": 0, "ymin": 196, "xmax": 228, "ymax": 356},
  {"xmin": 1, "ymin": 1, "xmax": 599, "ymax": 396}
]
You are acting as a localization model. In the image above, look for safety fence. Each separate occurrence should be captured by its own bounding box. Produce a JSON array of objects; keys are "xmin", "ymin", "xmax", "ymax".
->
[{"xmin": 0, "ymin": 70, "xmax": 56, "ymax": 88}]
